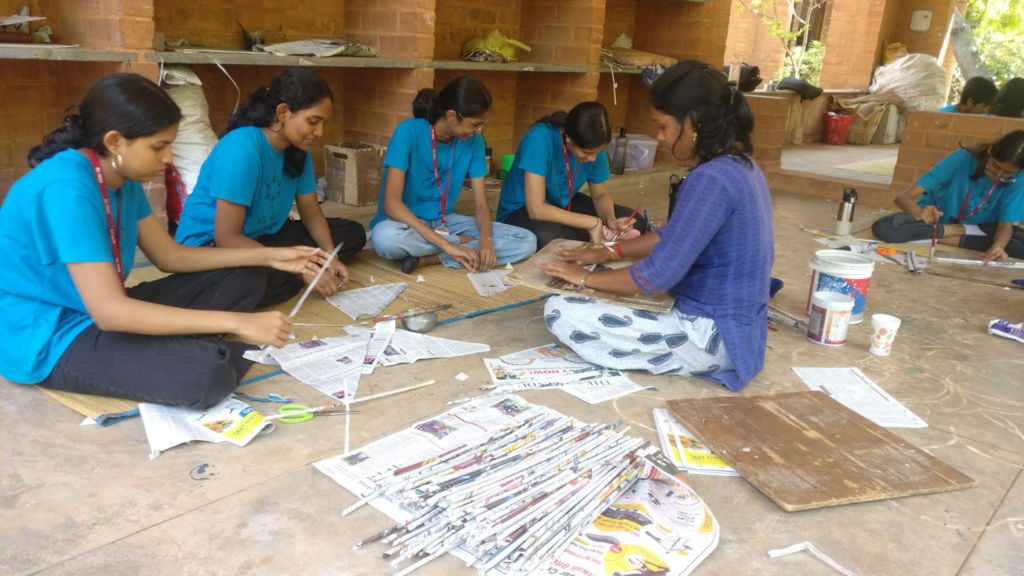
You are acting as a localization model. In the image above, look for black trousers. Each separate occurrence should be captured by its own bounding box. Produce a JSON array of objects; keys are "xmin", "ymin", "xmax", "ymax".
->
[
  {"xmin": 254, "ymin": 218, "xmax": 366, "ymax": 308},
  {"xmin": 501, "ymin": 194, "xmax": 650, "ymax": 250},
  {"xmin": 872, "ymin": 213, "xmax": 1024, "ymax": 258},
  {"xmin": 38, "ymin": 268, "xmax": 265, "ymax": 410}
]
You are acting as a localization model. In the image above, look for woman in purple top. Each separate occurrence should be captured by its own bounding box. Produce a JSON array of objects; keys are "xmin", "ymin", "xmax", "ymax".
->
[{"xmin": 538, "ymin": 61, "xmax": 774, "ymax": 391}]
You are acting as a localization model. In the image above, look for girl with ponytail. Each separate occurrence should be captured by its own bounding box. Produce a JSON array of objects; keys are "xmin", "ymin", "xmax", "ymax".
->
[
  {"xmin": 496, "ymin": 101, "xmax": 648, "ymax": 249},
  {"xmin": 538, "ymin": 61, "xmax": 775, "ymax": 393},
  {"xmin": 176, "ymin": 68, "xmax": 365, "ymax": 307},
  {"xmin": 371, "ymin": 75, "xmax": 537, "ymax": 274},
  {"xmin": 0, "ymin": 73, "xmax": 328, "ymax": 409}
]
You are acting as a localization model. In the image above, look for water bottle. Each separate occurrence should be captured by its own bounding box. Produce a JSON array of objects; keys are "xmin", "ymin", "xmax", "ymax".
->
[
  {"xmin": 611, "ymin": 128, "xmax": 628, "ymax": 175},
  {"xmin": 835, "ymin": 187, "xmax": 858, "ymax": 236}
]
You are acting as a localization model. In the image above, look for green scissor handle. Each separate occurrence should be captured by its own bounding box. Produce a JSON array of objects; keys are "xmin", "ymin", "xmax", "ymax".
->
[{"xmin": 278, "ymin": 404, "xmax": 314, "ymax": 424}]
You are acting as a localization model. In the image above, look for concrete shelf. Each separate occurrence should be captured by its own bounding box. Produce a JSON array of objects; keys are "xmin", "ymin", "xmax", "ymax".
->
[
  {"xmin": 0, "ymin": 45, "xmax": 135, "ymax": 62},
  {"xmin": 429, "ymin": 60, "xmax": 592, "ymax": 74},
  {"xmin": 144, "ymin": 51, "xmax": 420, "ymax": 69},
  {"xmin": 599, "ymin": 64, "xmax": 644, "ymax": 75}
]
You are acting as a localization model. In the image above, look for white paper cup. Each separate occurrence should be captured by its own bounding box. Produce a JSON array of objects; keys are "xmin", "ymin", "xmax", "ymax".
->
[{"xmin": 869, "ymin": 314, "xmax": 902, "ymax": 356}]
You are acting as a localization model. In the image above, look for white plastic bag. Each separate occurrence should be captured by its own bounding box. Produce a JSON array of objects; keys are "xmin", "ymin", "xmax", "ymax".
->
[
  {"xmin": 869, "ymin": 54, "xmax": 947, "ymax": 112},
  {"xmin": 162, "ymin": 66, "xmax": 218, "ymax": 195}
]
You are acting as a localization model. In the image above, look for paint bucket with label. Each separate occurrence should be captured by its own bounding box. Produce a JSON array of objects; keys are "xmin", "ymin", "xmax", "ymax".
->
[
  {"xmin": 806, "ymin": 249, "xmax": 875, "ymax": 323},
  {"xmin": 806, "ymin": 291, "xmax": 855, "ymax": 346}
]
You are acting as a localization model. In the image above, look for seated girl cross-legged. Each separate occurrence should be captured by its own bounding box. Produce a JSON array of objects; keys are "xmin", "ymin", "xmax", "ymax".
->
[
  {"xmin": 872, "ymin": 130, "xmax": 1024, "ymax": 262},
  {"xmin": 0, "ymin": 74, "xmax": 328, "ymax": 410},
  {"xmin": 370, "ymin": 76, "xmax": 537, "ymax": 274},
  {"xmin": 538, "ymin": 62, "xmax": 774, "ymax": 392}
]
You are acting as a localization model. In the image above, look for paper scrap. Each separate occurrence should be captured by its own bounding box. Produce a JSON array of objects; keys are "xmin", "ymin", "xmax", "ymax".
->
[
  {"xmin": 361, "ymin": 320, "xmax": 396, "ymax": 374},
  {"xmin": 468, "ymin": 269, "xmax": 515, "ymax": 297},
  {"xmin": 139, "ymin": 396, "xmax": 274, "ymax": 460},
  {"xmin": 484, "ymin": 344, "xmax": 602, "ymax": 384},
  {"xmin": 455, "ymin": 372, "xmax": 469, "ymax": 381},
  {"xmin": 326, "ymin": 283, "xmax": 408, "ymax": 321},
  {"xmin": 378, "ymin": 330, "xmax": 490, "ymax": 367},
  {"xmin": 269, "ymin": 333, "xmax": 371, "ymax": 399},
  {"xmin": 505, "ymin": 262, "xmax": 513, "ymax": 270},
  {"xmin": 416, "ymin": 275, "xmax": 425, "ymax": 283},
  {"xmin": 81, "ymin": 417, "xmax": 98, "ymax": 426},
  {"xmin": 243, "ymin": 348, "xmax": 280, "ymax": 366},
  {"xmin": 792, "ymin": 367, "xmax": 927, "ymax": 428},
  {"xmin": 0, "ymin": 15, "xmax": 45, "ymax": 26},
  {"xmin": 769, "ymin": 542, "xmax": 859, "ymax": 576}
]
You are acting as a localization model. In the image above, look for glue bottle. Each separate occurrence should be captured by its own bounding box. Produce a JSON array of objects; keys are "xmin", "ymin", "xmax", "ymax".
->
[{"xmin": 835, "ymin": 187, "xmax": 857, "ymax": 236}]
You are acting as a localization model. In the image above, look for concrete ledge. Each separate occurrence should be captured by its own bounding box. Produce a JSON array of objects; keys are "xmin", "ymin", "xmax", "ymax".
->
[
  {"xmin": 767, "ymin": 168, "xmax": 893, "ymax": 207},
  {"xmin": 0, "ymin": 46, "xmax": 135, "ymax": 62}
]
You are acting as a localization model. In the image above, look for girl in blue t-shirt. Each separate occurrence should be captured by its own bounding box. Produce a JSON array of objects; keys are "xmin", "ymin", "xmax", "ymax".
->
[
  {"xmin": 176, "ymin": 68, "xmax": 366, "ymax": 306},
  {"xmin": 0, "ymin": 74, "xmax": 327, "ymax": 409},
  {"xmin": 496, "ymin": 102, "xmax": 648, "ymax": 249},
  {"xmin": 371, "ymin": 76, "xmax": 537, "ymax": 274},
  {"xmin": 873, "ymin": 130, "xmax": 1024, "ymax": 262}
]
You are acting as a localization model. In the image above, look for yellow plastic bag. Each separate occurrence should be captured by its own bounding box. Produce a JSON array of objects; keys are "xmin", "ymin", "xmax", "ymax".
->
[{"xmin": 461, "ymin": 29, "xmax": 531, "ymax": 63}]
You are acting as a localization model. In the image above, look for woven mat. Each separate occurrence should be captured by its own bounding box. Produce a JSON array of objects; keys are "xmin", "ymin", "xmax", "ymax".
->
[{"xmin": 38, "ymin": 253, "xmax": 547, "ymax": 424}]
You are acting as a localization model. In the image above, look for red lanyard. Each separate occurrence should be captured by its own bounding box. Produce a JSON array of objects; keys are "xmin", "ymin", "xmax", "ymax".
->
[
  {"xmin": 953, "ymin": 180, "xmax": 998, "ymax": 223},
  {"xmin": 84, "ymin": 150, "xmax": 124, "ymax": 285},
  {"xmin": 561, "ymin": 131, "xmax": 580, "ymax": 211},
  {"xmin": 430, "ymin": 125, "xmax": 456, "ymax": 225}
]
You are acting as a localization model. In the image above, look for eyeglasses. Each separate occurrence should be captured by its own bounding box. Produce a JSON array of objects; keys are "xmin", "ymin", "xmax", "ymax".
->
[{"xmin": 985, "ymin": 165, "xmax": 1021, "ymax": 184}]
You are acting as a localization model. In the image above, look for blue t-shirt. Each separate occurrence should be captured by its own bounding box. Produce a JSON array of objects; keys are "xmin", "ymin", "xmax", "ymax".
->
[
  {"xmin": 370, "ymin": 118, "xmax": 488, "ymax": 229},
  {"xmin": 0, "ymin": 149, "xmax": 151, "ymax": 384},
  {"xmin": 937, "ymin": 103, "xmax": 959, "ymax": 113},
  {"xmin": 496, "ymin": 123, "xmax": 611, "ymax": 222},
  {"xmin": 916, "ymin": 148, "xmax": 1024, "ymax": 224},
  {"xmin": 176, "ymin": 126, "xmax": 316, "ymax": 246}
]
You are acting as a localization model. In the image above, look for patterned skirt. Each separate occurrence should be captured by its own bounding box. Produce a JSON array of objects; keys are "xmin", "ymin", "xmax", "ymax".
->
[{"xmin": 543, "ymin": 295, "xmax": 732, "ymax": 379}]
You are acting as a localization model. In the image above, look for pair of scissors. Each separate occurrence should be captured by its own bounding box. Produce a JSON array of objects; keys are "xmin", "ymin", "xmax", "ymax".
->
[{"xmin": 276, "ymin": 404, "xmax": 362, "ymax": 424}]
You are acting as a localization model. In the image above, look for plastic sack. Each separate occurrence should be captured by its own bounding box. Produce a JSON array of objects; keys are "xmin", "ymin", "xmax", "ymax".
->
[
  {"xmin": 162, "ymin": 66, "xmax": 218, "ymax": 196},
  {"xmin": 461, "ymin": 29, "xmax": 530, "ymax": 63},
  {"xmin": 869, "ymin": 54, "xmax": 947, "ymax": 112}
]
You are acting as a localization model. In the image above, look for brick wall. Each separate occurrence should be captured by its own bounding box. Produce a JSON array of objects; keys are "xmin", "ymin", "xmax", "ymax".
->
[
  {"xmin": 890, "ymin": 111, "xmax": 1024, "ymax": 196},
  {"xmin": 514, "ymin": 72, "xmax": 600, "ymax": 144},
  {"xmin": 746, "ymin": 94, "xmax": 789, "ymax": 173},
  {"xmin": 434, "ymin": 0, "xmax": 521, "ymax": 61},
  {"xmin": 596, "ymin": 72, "xmax": 631, "ymax": 134},
  {"xmin": 153, "ymin": 0, "xmax": 344, "ymax": 49},
  {"xmin": 602, "ymin": 0, "xmax": 636, "ymax": 42},
  {"xmin": 819, "ymin": 0, "xmax": 888, "ymax": 90},
  {"xmin": 520, "ymin": 0, "xmax": 605, "ymax": 66},
  {"xmin": 344, "ymin": 68, "xmax": 434, "ymax": 145},
  {"xmin": 346, "ymin": 0, "xmax": 435, "ymax": 60},
  {"xmin": 634, "ymin": 0, "xmax": 731, "ymax": 68},
  {"xmin": 893, "ymin": 0, "xmax": 956, "ymax": 58},
  {"xmin": 724, "ymin": 0, "xmax": 790, "ymax": 80}
]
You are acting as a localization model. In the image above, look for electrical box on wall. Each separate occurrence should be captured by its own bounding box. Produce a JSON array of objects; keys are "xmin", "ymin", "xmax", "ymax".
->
[{"xmin": 910, "ymin": 9, "xmax": 933, "ymax": 32}]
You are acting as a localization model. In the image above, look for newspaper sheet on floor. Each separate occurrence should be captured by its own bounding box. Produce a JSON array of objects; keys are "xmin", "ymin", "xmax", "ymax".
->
[
  {"xmin": 360, "ymin": 320, "xmax": 396, "ymax": 374},
  {"xmin": 139, "ymin": 396, "xmax": 274, "ymax": 460},
  {"xmin": 653, "ymin": 408, "xmax": 738, "ymax": 476},
  {"xmin": 326, "ymin": 282, "xmax": 408, "ymax": 320},
  {"xmin": 377, "ymin": 329, "xmax": 490, "ymax": 367},
  {"xmin": 268, "ymin": 333, "xmax": 371, "ymax": 400},
  {"xmin": 468, "ymin": 269, "xmax": 515, "ymax": 297},
  {"xmin": 792, "ymin": 367, "xmax": 927, "ymax": 428},
  {"xmin": 484, "ymin": 343, "xmax": 604, "ymax": 384},
  {"xmin": 313, "ymin": 395, "xmax": 718, "ymax": 576},
  {"xmin": 493, "ymin": 372, "xmax": 648, "ymax": 404}
]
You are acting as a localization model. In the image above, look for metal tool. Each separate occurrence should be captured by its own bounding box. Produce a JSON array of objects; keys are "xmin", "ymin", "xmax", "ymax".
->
[
  {"xmin": 269, "ymin": 404, "xmax": 363, "ymax": 423},
  {"xmin": 907, "ymin": 251, "xmax": 922, "ymax": 275}
]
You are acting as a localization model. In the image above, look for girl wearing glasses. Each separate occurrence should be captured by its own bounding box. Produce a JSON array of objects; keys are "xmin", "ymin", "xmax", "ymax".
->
[
  {"xmin": 496, "ymin": 102, "xmax": 649, "ymax": 249},
  {"xmin": 872, "ymin": 130, "xmax": 1024, "ymax": 262},
  {"xmin": 371, "ymin": 76, "xmax": 537, "ymax": 274}
]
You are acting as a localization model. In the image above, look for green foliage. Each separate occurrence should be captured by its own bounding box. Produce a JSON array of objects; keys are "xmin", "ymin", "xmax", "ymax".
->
[
  {"xmin": 799, "ymin": 41, "xmax": 826, "ymax": 85},
  {"xmin": 738, "ymin": 0, "xmax": 824, "ymax": 82},
  {"xmin": 948, "ymin": 0, "xmax": 1024, "ymax": 101}
]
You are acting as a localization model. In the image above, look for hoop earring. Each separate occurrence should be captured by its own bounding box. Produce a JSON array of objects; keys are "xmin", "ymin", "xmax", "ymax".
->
[{"xmin": 111, "ymin": 153, "xmax": 124, "ymax": 173}]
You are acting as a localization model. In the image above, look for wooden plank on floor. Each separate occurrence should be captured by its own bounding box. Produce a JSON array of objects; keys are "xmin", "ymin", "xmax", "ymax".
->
[{"xmin": 666, "ymin": 391, "xmax": 976, "ymax": 511}]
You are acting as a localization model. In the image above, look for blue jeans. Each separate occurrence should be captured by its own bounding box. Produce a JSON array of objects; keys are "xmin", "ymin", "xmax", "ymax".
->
[{"xmin": 372, "ymin": 213, "xmax": 537, "ymax": 269}]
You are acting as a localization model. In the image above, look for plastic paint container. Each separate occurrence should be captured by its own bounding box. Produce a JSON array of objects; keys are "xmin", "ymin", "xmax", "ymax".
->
[
  {"xmin": 806, "ymin": 291, "xmax": 855, "ymax": 346},
  {"xmin": 806, "ymin": 249, "xmax": 875, "ymax": 324}
]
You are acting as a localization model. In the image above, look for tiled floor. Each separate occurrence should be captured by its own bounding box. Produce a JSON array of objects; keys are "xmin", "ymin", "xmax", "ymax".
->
[
  {"xmin": 4, "ymin": 188, "xmax": 1022, "ymax": 576},
  {"xmin": 783, "ymin": 143, "xmax": 900, "ymax": 187}
]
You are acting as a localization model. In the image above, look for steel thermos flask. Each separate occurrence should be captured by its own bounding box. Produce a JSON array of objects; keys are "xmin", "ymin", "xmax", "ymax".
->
[{"xmin": 835, "ymin": 187, "xmax": 857, "ymax": 236}]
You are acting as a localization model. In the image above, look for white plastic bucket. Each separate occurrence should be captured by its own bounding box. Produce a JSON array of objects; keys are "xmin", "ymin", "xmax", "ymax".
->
[
  {"xmin": 806, "ymin": 291, "xmax": 855, "ymax": 346},
  {"xmin": 806, "ymin": 250, "xmax": 875, "ymax": 324}
]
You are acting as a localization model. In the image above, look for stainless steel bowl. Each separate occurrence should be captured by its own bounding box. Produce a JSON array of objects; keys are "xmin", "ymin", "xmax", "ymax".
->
[{"xmin": 402, "ymin": 311, "xmax": 438, "ymax": 333}]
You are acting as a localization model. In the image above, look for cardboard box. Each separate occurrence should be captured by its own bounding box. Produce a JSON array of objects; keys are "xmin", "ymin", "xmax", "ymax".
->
[{"xmin": 324, "ymin": 143, "xmax": 385, "ymax": 206}]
